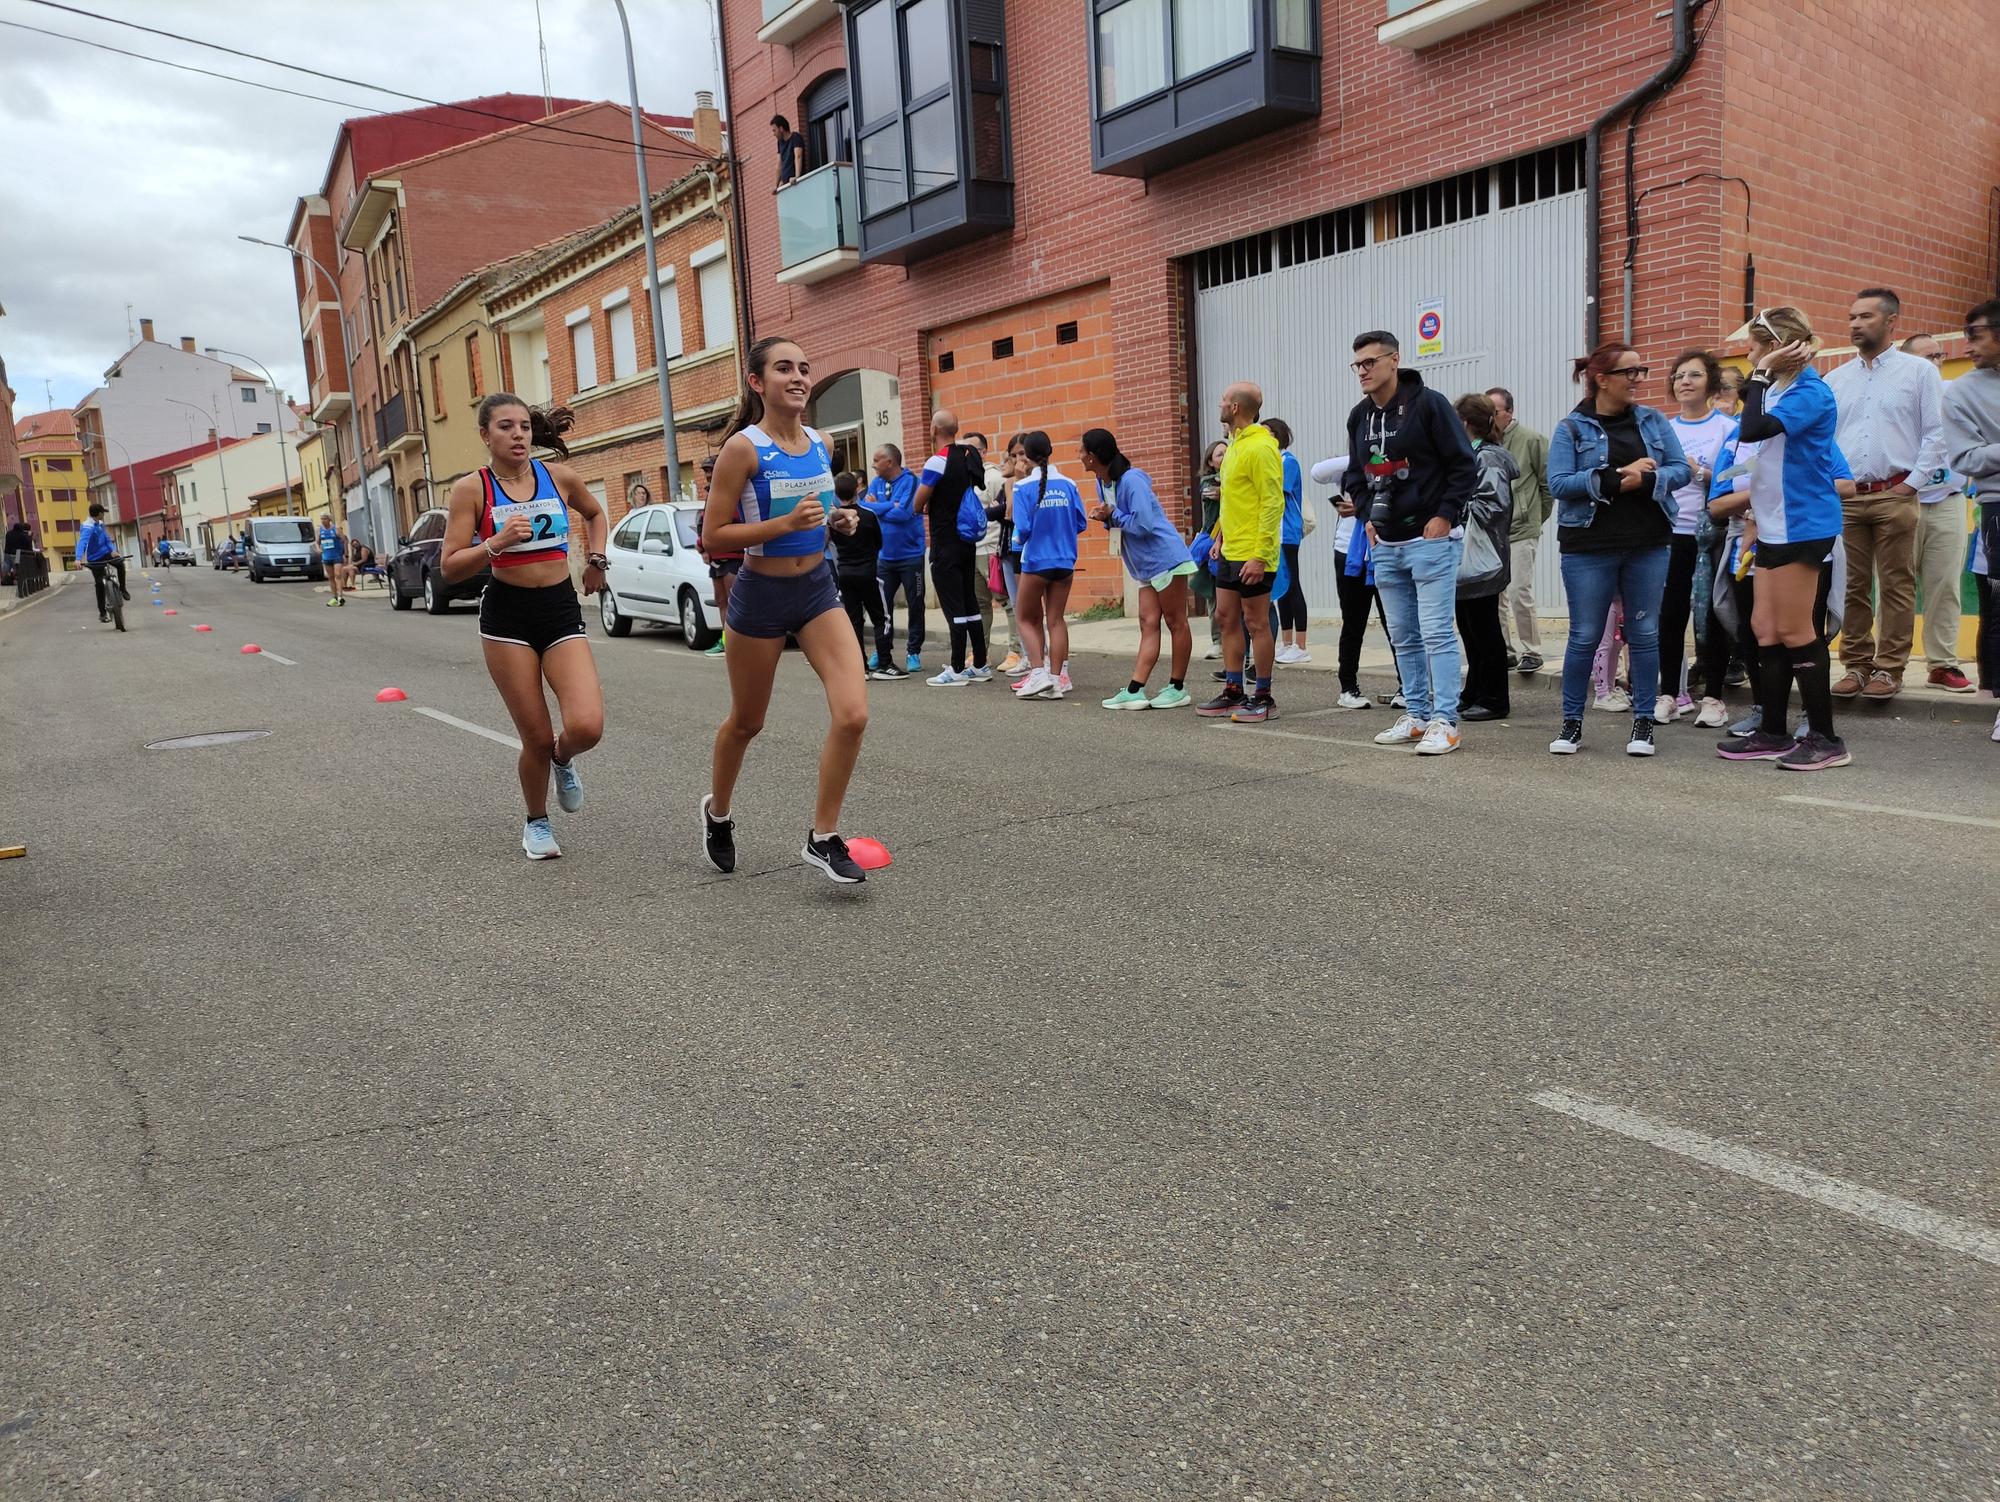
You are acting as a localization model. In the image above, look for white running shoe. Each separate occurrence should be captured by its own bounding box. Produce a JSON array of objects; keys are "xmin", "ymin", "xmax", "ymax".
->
[
  {"xmin": 1336, "ymin": 691, "xmax": 1370, "ymax": 710},
  {"xmin": 1991, "ymin": 708, "xmax": 2000, "ymax": 743},
  {"xmin": 1692, "ymin": 696, "xmax": 1729, "ymax": 728},
  {"xmin": 1274, "ymin": 643, "xmax": 1301, "ymax": 664},
  {"xmin": 1015, "ymin": 667, "xmax": 1056, "ymax": 698},
  {"xmin": 1056, "ymin": 671, "xmax": 1072, "ymax": 696},
  {"xmin": 552, "ymin": 757, "xmax": 583, "ymax": 812},
  {"xmin": 1202, "ymin": 642, "xmax": 1221, "ymax": 660},
  {"xmin": 1594, "ymin": 688, "xmax": 1633, "ymax": 713},
  {"xmin": 1415, "ymin": 718, "xmax": 1461, "ymax": 755},
  {"xmin": 1287, "ymin": 647, "xmax": 1313, "ymax": 664},
  {"xmin": 965, "ymin": 665, "xmax": 993, "ymax": 682},
  {"xmin": 927, "ymin": 668, "xmax": 970, "ymax": 686},
  {"xmin": 1654, "ymin": 694, "xmax": 1678, "ymax": 724},
  {"xmin": 522, "ymin": 817, "xmax": 561, "ymax": 860},
  {"xmin": 1374, "ymin": 713, "xmax": 1425, "ymax": 745}
]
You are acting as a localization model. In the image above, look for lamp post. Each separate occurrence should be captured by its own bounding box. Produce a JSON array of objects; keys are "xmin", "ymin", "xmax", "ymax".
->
[
  {"xmin": 212, "ymin": 347, "xmax": 296, "ymax": 516},
  {"xmin": 164, "ymin": 397, "xmax": 231, "ymax": 549},
  {"xmin": 611, "ymin": 0, "xmax": 683, "ymax": 501},
  {"xmin": 99, "ymin": 434, "xmax": 143, "ymax": 549},
  {"xmin": 237, "ymin": 234, "xmax": 374, "ymax": 540}
]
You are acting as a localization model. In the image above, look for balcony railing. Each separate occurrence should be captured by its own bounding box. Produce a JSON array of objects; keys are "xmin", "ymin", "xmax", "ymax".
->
[
  {"xmin": 776, "ymin": 163, "xmax": 861, "ymax": 287},
  {"xmin": 758, "ymin": 0, "xmax": 838, "ymax": 48},
  {"xmin": 375, "ymin": 390, "xmax": 412, "ymax": 450}
]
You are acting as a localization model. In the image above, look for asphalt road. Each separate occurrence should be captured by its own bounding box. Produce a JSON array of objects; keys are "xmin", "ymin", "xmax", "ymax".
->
[{"xmin": 2, "ymin": 565, "xmax": 1994, "ymax": 1501}]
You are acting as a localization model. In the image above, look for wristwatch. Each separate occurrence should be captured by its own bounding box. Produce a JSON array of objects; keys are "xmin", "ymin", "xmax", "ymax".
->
[{"xmin": 586, "ymin": 552, "xmax": 608, "ymax": 569}]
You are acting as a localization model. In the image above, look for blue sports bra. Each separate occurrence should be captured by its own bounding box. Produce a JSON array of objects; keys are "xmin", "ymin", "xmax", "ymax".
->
[{"xmin": 736, "ymin": 424, "xmax": 833, "ymax": 558}]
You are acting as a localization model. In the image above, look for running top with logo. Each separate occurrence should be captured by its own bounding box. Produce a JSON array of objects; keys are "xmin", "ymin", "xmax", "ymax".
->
[
  {"xmin": 1739, "ymin": 365, "xmax": 1843, "ymax": 545},
  {"xmin": 1011, "ymin": 466, "xmax": 1089, "ymax": 572},
  {"xmin": 737, "ymin": 424, "xmax": 834, "ymax": 559},
  {"xmin": 319, "ymin": 525, "xmax": 343, "ymax": 563},
  {"xmin": 476, "ymin": 459, "xmax": 570, "ymax": 569}
]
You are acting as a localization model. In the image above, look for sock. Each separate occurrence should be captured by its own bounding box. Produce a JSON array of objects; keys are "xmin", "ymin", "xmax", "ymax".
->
[
  {"xmin": 1758, "ymin": 649, "xmax": 1794, "ymax": 737},
  {"xmin": 1255, "ymin": 676, "xmax": 1272, "ymax": 695},
  {"xmin": 1793, "ymin": 639, "xmax": 1835, "ymax": 738},
  {"xmin": 553, "ymin": 755, "xmax": 571, "ymax": 769},
  {"xmin": 1170, "ymin": 677, "xmax": 1184, "ymax": 691},
  {"xmin": 812, "ymin": 829, "xmax": 834, "ymax": 843},
  {"xmin": 1225, "ymin": 670, "xmax": 1243, "ymax": 688},
  {"xmin": 1128, "ymin": 679, "xmax": 1144, "ymax": 695}
]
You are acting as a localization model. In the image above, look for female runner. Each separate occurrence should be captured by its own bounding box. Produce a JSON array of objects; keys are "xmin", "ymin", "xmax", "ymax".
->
[
  {"xmin": 438, "ymin": 395, "xmax": 607, "ymax": 860},
  {"xmin": 699, "ymin": 336, "xmax": 871, "ymax": 884}
]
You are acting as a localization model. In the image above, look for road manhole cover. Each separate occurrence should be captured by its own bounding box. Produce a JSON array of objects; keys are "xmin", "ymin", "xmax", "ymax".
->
[{"xmin": 145, "ymin": 731, "xmax": 272, "ymax": 750}]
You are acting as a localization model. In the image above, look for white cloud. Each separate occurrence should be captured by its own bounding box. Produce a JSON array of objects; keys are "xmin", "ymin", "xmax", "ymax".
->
[{"xmin": 0, "ymin": 0, "xmax": 720, "ymax": 416}]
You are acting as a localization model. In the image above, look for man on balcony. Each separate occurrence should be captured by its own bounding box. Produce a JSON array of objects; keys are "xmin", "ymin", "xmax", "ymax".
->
[{"xmin": 771, "ymin": 115, "xmax": 807, "ymax": 189}]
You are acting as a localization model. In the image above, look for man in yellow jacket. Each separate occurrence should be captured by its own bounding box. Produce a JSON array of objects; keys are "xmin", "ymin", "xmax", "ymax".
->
[{"xmin": 1197, "ymin": 381, "xmax": 1287, "ymax": 723}]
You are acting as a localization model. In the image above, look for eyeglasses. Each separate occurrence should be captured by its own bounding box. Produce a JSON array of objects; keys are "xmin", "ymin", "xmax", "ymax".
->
[
  {"xmin": 1610, "ymin": 365, "xmax": 1650, "ymax": 379},
  {"xmin": 1351, "ymin": 355, "xmax": 1393, "ymax": 373}
]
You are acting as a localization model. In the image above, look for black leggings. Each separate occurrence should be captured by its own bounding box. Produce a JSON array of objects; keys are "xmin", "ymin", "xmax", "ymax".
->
[
  {"xmin": 1276, "ymin": 542, "xmax": 1308, "ymax": 632},
  {"xmin": 1333, "ymin": 551, "xmax": 1398, "ymax": 695},
  {"xmin": 838, "ymin": 570, "xmax": 885, "ymax": 656},
  {"xmin": 1656, "ymin": 533, "xmax": 1698, "ymax": 702},
  {"xmin": 931, "ymin": 551, "xmax": 988, "ymax": 672},
  {"xmin": 1456, "ymin": 593, "xmax": 1510, "ymax": 716},
  {"xmin": 88, "ymin": 557, "xmax": 127, "ymax": 613},
  {"xmin": 1977, "ymin": 573, "xmax": 1997, "ymax": 691}
]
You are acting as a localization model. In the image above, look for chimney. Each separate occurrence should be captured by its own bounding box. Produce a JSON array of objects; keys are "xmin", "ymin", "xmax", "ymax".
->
[
  {"xmin": 693, "ymin": 90, "xmax": 722, "ymax": 156},
  {"xmin": 139, "ymin": 318, "xmax": 155, "ymax": 342},
  {"xmin": 180, "ymin": 336, "xmax": 196, "ymax": 353}
]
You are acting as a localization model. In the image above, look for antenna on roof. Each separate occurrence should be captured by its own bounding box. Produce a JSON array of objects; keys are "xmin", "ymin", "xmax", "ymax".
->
[
  {"xmin": 125, "ymin": 303, "xmax": 135, "ymax": 346},
  {"xmin": 534, "ymin": 0, "xmax": 553, "ymax": 115}
]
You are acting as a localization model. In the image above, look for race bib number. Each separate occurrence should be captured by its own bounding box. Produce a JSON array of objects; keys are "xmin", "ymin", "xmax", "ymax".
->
[
  {"xmin": 491, "ymin": 495, "xmax": 568, "ymax": 551},
  {"xmin": 765, "ymin": 472, "xmax": 830, "ymax": 522}
]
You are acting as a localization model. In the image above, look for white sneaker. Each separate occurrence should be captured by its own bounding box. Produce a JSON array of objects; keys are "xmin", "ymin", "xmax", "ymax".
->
[
  {"xmin": 1016, "ymin": 667, "xmax": 1058, "ymax": 699},
  {"xmin": 1012, "ymin": 666, "xmax": 1046, "ymax": 695},
  {"xmin": 1389, "ymin": 691, "xmax": 1407, "ymax": 709},
  {"xmin": 1991, "ymin": 709, "xmax": 2000, "ymax": 743},
  {"xmin": 1056, "ymin": 671, "xmax": 1072, "ymax": 696},
  {"xmin": 1202, "ymin": 642, "xmax": 1221, "ymax": 660},
  {"xmin": 965, "ymin": 665, "xmax": 993, "ymax": 682},
  {"xmin": 1693, "ymin": 696, "xmax": 1729, "ymax": 728},
  {"xmin": 928, "ymin": 668, "xmax": 970, "ymax": 686},
  {"xmin": 1287, "ymin": 647, "xmax": 1312, "ymax": 663},
  {"xmin": 1336, "ymin": 691, "xmax": 1369, "ymax": 710},
  {"xmin": 522, "ymin": 817, "xmax": 561, "ymax": 860},
  {"xmin": 1594, "ymin": 688, "xmax": 1632, "ymax": 713},
  {"xmin": 1274, "ymin": 643, "xmax": 1301, "ymax": 664},
  {"xmin": 1415, "ymin": 718, "xmax": 1461, "ymax": 755},
  {"xmin": 1374, "ymin": 713, "xmax": 1425, "ymax": 745},
  {"xmin": 1654, "ymin": 694, "xmax": 1678, "ymax": 723},
  {"xmin": 1006, "ymin": 656, "xmax": 1035, "ymax": 678}
]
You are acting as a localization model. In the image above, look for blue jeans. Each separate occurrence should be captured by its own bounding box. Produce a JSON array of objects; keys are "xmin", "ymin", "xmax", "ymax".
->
[
  {"xmin": 1372, "ymin": 535, "xmax": 1464, "ymax": 725},
  {"xmin": 1558, "ymin": 545, "xmax": 1671, "ymax": 719},
  {"xmin": 875, "ymin": 558, "xmax": 926, "ymax": 659}
]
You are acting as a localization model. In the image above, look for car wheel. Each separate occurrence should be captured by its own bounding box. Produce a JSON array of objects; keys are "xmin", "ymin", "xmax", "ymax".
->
[
  {"xmin": 423, "ymin": 570, "xmax": 451, "ymax": 615},
  {"xmin": 250, "ymin": 566, "xmax": 264, "ymax": 582},
  {"xmin": 680, "ymin": 587, "xmax": 718, "ymax": 650},
  {"xmin": 390, "ymin": 572, "xmax": 412, "ymax": 611},
  {"xmin": 600, "ymin": 587, "xmax": 632, "ymax": 637}
]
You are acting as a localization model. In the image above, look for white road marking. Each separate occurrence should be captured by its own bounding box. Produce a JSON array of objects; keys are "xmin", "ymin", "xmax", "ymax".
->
[
  {"xmin": 411, "ymin": 706, "xmax": 522, "ymax": 750},
  {"xmin": 257, "ymin": 650, "xmax": 298, "ymax": 666},
  {"xmin": 1777, "ymin": 795, "xmax": 2000, "ymax": 831},
  {"xmin": 1531, "ymin": 1087, "xmax": 2000, "ymax": 1268}
]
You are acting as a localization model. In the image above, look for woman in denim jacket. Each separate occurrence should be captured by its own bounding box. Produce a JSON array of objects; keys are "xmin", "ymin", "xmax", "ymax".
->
[{"xmin": 1545, "ymin": 343, "xmax": 1691, "ymax": 758}]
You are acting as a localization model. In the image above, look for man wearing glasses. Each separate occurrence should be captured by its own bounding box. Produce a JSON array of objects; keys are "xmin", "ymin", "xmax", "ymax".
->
[
  {"xmin": 1899, "ymin": 333, "xmax": 1974, "ymax": 691},
  {"xmin": 1942, "ymin": 300, "xmax": 2000, "ymax": 730},
  {"xmin": 1823, "ymin": 288, "xmax": 1947, "ymax": 700},
  {"xmin": 1338, "ymin": 330, "xmax": 1479, "ymax": 755}
]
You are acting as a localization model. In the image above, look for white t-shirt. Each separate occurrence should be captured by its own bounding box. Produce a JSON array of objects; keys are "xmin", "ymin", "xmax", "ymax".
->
[{"xmin": 1668, "ymin": 409, "xmax": 1735, "ymax": 535}]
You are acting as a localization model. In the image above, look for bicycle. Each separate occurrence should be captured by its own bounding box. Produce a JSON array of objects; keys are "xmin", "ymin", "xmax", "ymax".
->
[{"xmin": 88, "ymin": 554, "xmax": 130, "ymax": 633}]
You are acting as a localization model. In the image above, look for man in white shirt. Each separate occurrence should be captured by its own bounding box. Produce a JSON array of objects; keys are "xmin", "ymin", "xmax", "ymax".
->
[
  {"xmin": 1899, "ymin": 334, "xmax": 1974, "ymax": 691},
  {"xmin": 1823, "ymin": 288, "xmax": 1948, "ymax": 699}
]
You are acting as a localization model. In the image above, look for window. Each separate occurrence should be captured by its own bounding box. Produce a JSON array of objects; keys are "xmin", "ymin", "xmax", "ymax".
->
[
  {"xmin": 611, "ymin": 513, "xmax": 645, "ymax": 550},
  {"xmin": 1273, "ymin": 0, "xmax": 1312, "ymax": 49},
  {"xmin": 694, "ymin": 246, "xmax": 734, "ymax": 352},
  {"xmin": 803, "ymin": 73, "xmax": 853, "ymax": 169},
  {"xmin": 903, "ymin": 0, "xmax": 951, "ymax": 97},
  {"xmin": 673, "ymin": 508, "xmax": 703, "ymax": 548},
  {"xmin": 567, "ymin": 310, "xmax": 598, "ymax": 392},
  {"xmin": 860, "ymin": 125, "xmax": 907, "ymax": 214},
  {"xmin": 652, "ymin": 269, "xmax": 684, "ymax": 361},
  {"xmin": 47, "ymin": 456, "xmax": 74, "ymax": 471},
  {"xmin": 605, "ymin": 291, "xmax": 638, "ymax": 380},
  {"xmin": 428, "ymin": 355, "xmax": 445, "ymax": 418},
  {"xmin": 1098, "ymin": 0, "xmax": 1167, "ymax": 111},
  {"xmin": 1174, "ymin": 0, "xmax": 1251, "ymax": 79},
  {"xmin": 240, "ymin": 386, "xmax": 258, "ymax": 403},
  {"xmin": 465, "ymin": 333, "xmax": 484, "ymax": 398},
  {"xmin": 638, "ymin": 510, "xmax": 675, "ymax": 555},
  {"xmin": 256, "ymin": 423, "xmax": 272, "ymax": 434},
  {"xmin": 908, "ymin": 97, "xmax": 958, "ymax": 195},
  {"xmin": 853, "ymin": 1, "xmax": 899, "ymax": 125}
]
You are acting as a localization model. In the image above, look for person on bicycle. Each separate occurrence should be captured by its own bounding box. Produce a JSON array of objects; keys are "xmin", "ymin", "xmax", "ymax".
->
[{"xmin": 76, "ymin": 502, "xmax": 127, "ymax": 622}]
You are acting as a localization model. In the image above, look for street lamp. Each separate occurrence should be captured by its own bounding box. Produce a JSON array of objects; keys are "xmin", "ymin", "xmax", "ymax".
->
[
  {"xmin": 164, "ymin": 396, "xmax": 232, "ymax": 548},
  {"xmin": 211, "ymin": 347, "xmax": 295, "ymax": 517},
  {"xmin": 237, "ymin": 234, "xmax": 374, "ymax": 540},
  {"xmin": 98, "ymin": 433, "xmax": 143, "ymax": 547},
  {"xmin": 611, "ymin": 0, "xmax": 683, "ymax": 502}
]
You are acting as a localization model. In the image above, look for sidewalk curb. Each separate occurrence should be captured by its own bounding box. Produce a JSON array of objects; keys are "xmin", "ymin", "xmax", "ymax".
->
[{"xmin": 0, "ymin": 570, "xmax": 76, "ymax": 621}]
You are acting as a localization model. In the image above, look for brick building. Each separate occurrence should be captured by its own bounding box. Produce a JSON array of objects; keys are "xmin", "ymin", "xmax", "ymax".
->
[
  {"xmin": 724, "ymin": 0, "xmax": 1999, "ymax": 610},
  {"xmin": 281, "ymin": 93, "xmax": 712, "ymax": 548},
  {"xmin": 0, "ymin": 351, "xmax": 21, "ymax": 532}
]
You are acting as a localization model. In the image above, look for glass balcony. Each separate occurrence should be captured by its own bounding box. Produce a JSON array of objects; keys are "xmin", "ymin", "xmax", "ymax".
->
[
  {"xmin": 776, "ymin": 163, "xmax": 861, "ymax": 287},
  {"xmin": 758, "ymin": 0, "xmax": 839, "ymax": 48}
]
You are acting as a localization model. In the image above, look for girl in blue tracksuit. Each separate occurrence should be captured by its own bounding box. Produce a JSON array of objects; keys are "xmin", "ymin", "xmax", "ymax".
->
[
  {"xmin": 1268, "ymin": 418, "xmax": 1311, "ymax": 661},
  {"xmin": 1009, "ymin": 430, "xmax": 1087, "ymax": 700},
  {"xmin": 1080, "ymin": 427, "xmax": 1194, "ymax": 710}
]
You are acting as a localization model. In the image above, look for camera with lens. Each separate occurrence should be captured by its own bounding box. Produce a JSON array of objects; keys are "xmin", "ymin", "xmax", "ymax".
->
[{"xmin": 1361, "ymin": 454, "xmax": 1408, "ymax": 527}]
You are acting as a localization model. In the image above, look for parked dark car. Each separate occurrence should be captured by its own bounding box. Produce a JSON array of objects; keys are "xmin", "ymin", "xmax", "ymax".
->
[{"xmin": 390, "ymin": 507, "xmax": 489, "ymax": 614}]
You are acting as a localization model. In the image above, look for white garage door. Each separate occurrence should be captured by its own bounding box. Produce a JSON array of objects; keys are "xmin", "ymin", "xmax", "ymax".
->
[{"xmin": 1194, "ymin": 154, "xmax": 1587, "ymax": 615}]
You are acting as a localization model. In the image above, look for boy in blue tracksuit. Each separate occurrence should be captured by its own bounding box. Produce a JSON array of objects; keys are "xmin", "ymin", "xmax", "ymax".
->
[
  {"xmin": 864, "ymin": 444, "xmax": 925, "ymax": 676},
  {"xmin": 75, "ymin": 502, "xmax": 127, "ymax": 621}
]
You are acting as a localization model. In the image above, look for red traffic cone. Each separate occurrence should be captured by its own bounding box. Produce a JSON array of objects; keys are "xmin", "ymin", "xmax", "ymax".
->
[
  {"xmin": 241, "ymin": 644, "xmax": 262, "ymax": 654},
  {"xmin": 845, "ymin": 836, "xmax": 893, "ymax": 871},
  {"xmin": 163, "ymin": 609, "xmax": 177, "ymax": 616},
  {"xmin": 375, "ymin": 687, "xmax": 408, "ymax": 703},
  {"xmin": 193, "ymin": 624, "xmax": 212, "ymax": 632}
]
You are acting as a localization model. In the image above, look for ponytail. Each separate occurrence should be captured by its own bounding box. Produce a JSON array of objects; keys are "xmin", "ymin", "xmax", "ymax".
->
[
  {"xmin": 1080, "ymin": 426, "xmax": 1129, "ymax": 484},
  {"xmin": 1023, "ymin": 429, "xmax": 1053, "ymax": 503},
  {"xmin": 476, "ymin": 393, "xmax": 575, "ymax": 458}
]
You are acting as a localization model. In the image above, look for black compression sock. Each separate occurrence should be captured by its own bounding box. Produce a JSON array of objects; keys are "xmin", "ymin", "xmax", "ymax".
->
[
  {"xmin": 1793, "ymin": 639, "xmax": 1835, "ymax": 738},
  {"xmin": 1170, "ymin": 677, "xmax": 1184, "ymax": 691},
  {"xmin": 1758, "ymin": 648, "xmax": 1794, "ymax": 736},
  {"xmin": 1128, "ymin": 679, "xmax": 1144, "ymax": 695}
]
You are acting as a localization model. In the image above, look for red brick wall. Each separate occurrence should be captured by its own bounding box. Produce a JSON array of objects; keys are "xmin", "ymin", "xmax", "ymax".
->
[{"xmin": 723, "ymin": 0, "xmax": 1998, "ymax": 592}]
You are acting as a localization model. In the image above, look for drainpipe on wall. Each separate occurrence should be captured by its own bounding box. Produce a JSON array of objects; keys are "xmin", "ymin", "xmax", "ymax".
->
[
  {"xmin": 711, "ymin": 1, "xmax": 755, "ymax": 355},
  {"xmin": 1584, "ymin": 0, "xmax": 1696, "ymax": 348}
]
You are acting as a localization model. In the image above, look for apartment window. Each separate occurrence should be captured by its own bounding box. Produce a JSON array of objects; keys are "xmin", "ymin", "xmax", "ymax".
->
[
  {"xmin": 803, "ymin": 72, "xmax": 853, "ymax": 169},
  {"xmin": 567, "ymin": 309, "xmax": 597, "ymax": 393},
  {"xmin": 465, "ymin": 332, "xmax": 484, "ymax": 398},
  {"xmin": 1098, "ymin": 0, "xmax": 1168, "ymax": 111},
  {"xmin": 47, "ymin": 456, "xmax": 74, "ymax": 471},
  {"xmin": 428, "ymin": 355, "xmax": 446, "ymax": 418},
  {"xmin": 241, "ymin": 386, "xmax": 258, "ymax": 403},
  {"xmin": 1174, "ymin": 0, "xmax": 1251, "ymax": 77},
  {"xmin": 693, "ymin": 245, "xmax": 733, "ymax": 353},
  {"xmin": 605, "ymin": 290, "xmax": 638, "ymax": 380},
  {"xmin": 256, "ymin": 423, "xmax": 272, "ymax": 434},
  {"xmin": 653, "ymin": 269, "xmax": 684, "ymax": 361},
  {"xmin": 844, "ymin": 0, "xmax": 1014, "ymax": 264}
]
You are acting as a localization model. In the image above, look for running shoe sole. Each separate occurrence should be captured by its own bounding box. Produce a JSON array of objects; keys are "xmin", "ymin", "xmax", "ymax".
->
[
  {"xmin": 1778, "ymin": 748, "xmax": 1852, "ymax": 771},
  {"xmin": 1715, "ymin": 743, "xmax": 1794, "ymax": 761}
]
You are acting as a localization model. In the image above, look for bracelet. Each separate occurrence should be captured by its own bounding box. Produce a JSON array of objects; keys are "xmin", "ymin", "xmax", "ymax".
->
[
  {"xmin": 586, "ymin": 552, "xmax": 608, "ymax": 569},
  {"xmin": 483, "ymin": 538, "xmax": 502, "ymax": 557}
]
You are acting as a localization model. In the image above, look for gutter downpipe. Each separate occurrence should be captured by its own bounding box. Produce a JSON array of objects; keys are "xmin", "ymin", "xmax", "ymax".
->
[
  {"xmin": 1584, "ymin": 0, "xmax": 1696, "ymax": 349},
  {"xmin": 713, "ymin": 0, "xmax": 756, "ymax": 355}
]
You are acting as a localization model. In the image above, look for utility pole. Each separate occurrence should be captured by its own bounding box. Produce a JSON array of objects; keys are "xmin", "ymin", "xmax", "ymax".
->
[
  {"xmin": 214, "ymin": 348, "xmax": 295, "ymax": 516},
  {"xmin": 611, "ymin": 0, "xmax": 683, "ymax": 501}
]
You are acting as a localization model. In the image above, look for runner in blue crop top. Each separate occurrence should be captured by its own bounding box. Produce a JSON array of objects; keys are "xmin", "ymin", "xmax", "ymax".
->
[{"xmin": 699, "ymin": 336, "xmax": 873, "ymax": 885}]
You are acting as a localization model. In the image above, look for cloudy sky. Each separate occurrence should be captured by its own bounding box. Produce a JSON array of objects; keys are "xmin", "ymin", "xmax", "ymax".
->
[{"xmin": 0, "ymin": 0, "xmax": 720, "ymax": 419}]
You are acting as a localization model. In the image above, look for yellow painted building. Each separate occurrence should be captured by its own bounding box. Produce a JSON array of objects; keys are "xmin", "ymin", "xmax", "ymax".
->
[
  {"xmin": 14, "ymin": 410, "xmax": 89, "ymax": 568},
  {"xmin": 400, "ymin": 268, "xmax": 510, "ymax": 496},
  {"xmin": 298, "ymin": 428, "xmax": 336, "ymax": 519}
]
